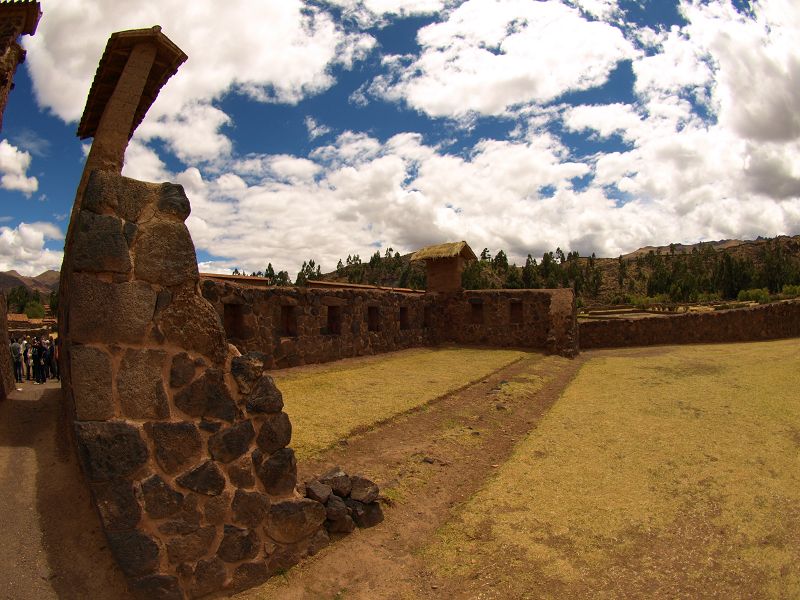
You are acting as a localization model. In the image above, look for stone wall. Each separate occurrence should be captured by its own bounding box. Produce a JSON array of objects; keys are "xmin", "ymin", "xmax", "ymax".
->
[
  {"xmin": 579, "ymin": 300, "xmax": 800, "ymax": 349},
  {"xmin": 0, "ymin": 293, "xmax": 15, "ymax": 399},
  {"xmin": 201, "ymin": 282, "xmax": 578, "ymax": 365},
  {"xmin": 60, "ymin": 171, "xmax": 333, "ymax": 599}
]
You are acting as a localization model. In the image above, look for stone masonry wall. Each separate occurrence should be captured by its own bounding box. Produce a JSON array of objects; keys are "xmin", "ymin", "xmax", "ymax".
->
[
  {"xmin": 60, "ymin": 171, "xmax": 331, "ymax": 599},
  {"xmin": 201, "ymin": 281, "xmax": 579, "ymax": 365},
  {"xmin": 0, "ymin": 293, "xmax": 15, "ymax": 399},
  {"xmin": 579, "ymin": 300, "xmax": 800, "ymax": 349}
]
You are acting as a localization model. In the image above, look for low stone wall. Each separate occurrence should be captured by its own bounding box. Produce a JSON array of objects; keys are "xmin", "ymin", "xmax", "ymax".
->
[
  {"xmin": 579, "ymin": 300, "xmax": 800, "ymax": 349},
  {"xmin": 60, "ymin": 171, "xmax": 339, "ymax": 599},
  {"xmin": 200, "ymin": 282, "xmax": 578, "ymax": 365},
  {"xmin": 0, "ymin": 294, "xmax": 15, "ymax": 398}
]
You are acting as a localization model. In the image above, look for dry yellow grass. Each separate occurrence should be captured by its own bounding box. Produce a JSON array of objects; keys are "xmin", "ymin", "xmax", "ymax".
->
[
  {"xmin": 426, "ymin": 339, "xmax": 800, "ymax": 599},
  {"xmin": 273, "ymin": 347, "xmax": 528, "ymax": 459}
]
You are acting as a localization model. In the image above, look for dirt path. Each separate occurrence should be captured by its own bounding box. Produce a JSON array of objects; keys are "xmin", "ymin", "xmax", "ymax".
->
[
  {"xmin": 0, "ymin": 380, "xmax": 131, "ymax": 600},
  {"xmin": 235, "ymin": 352, "xmax": 586, "ymax": 600}
]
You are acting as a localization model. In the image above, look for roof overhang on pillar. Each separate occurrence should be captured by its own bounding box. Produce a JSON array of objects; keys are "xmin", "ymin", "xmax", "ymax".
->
[
  {"xmin": 0, "ymin": 1, "xmax": 42, "ymax": 36},
  {"xmin": 77, "ymin": 26, "xmax": 187, "ymax": 140}
]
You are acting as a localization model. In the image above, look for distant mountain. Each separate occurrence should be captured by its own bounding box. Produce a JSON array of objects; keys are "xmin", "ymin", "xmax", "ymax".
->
[{"xmin": 0, "ymin": 269, "xmax": 60, "ymax": 296}]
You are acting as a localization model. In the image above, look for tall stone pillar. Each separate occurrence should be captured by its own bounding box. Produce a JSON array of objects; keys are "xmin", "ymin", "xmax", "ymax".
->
[
  {"xmin": 60, "ymin": 28, "xmax": 330, "ymax": 599},
  {"xmin": 0, "ymin": 0, "xmax": 41, "ymax": 132}
]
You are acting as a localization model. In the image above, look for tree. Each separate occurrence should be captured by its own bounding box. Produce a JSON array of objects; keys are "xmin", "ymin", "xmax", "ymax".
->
[
  {"xmin": 480, "ymin": 248, "xmax": 491, "ymax": 261},
  {"xmin": 492, "ymin": 250, "xmax": 509, "ymax": 272},
  {"xmin": 24, "ymin": 300, "xmax": 45, "ymax": 319},
  {"xmin": 48, "ymin": 290, "xmax": 59, "ymax": 314},
  {"xmin": 522, "ymin": 254, "xmax": 540, "ymax": 288},
  {"xmin": 504, "ymin": 266, "xmax": 523, "ymax": 289},
  {"xmin": 7, "ymin": 286, "xmax": 37, "ymax": 313},
  {"xmin": 295, "ymin": 259, "xmax": 322, "ymax": 286}
]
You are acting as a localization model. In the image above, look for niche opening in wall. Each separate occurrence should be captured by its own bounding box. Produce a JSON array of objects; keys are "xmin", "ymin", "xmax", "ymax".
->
[
  {"xmin": 399, "ymin": 306, "xmax": 410, "ymax": 330},
  {"xmin": 469, "ymin": 300, "xmax": 484, "ymax": 325},
  {"xmin": 326, "ymin": 305, "xmax": 342, "ymax": 335},
  {"xmin": 423, "ymin": 305, "xmax": 433, "ymax": 328},
  {"xmin": 280, "ymin": 305, "xmax": 298, "ymax": 337},
  {"xmin": 367, "ymin": 306, "xmax": 380, "ymax": 332},
  {"xmin": 510, "ymin": 300, "xmax": 523, "ymax": 324},
  {"xmin": 223, "ymin": 303, "xmax": 247, "ymax": 340}
]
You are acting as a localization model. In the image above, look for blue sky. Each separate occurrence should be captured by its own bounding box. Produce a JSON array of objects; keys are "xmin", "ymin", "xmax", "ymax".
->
[{"xmin": 1, "ymin": 0, "xmax": 799, "ymax": 276}]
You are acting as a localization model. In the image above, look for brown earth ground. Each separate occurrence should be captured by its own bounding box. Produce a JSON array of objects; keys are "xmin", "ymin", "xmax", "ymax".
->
[
  {"xmin": 0, "ymin": 379, "xmax": 132, "ymax": 600},
  {"xmin": 233, "ymin": 352, "xmax": 583, "ymax": 600}
]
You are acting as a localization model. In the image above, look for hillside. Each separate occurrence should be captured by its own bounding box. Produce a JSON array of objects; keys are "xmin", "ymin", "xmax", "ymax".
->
[{"xmin": 0, "ymin": 270, "xmax": 60, "ymax": 296}]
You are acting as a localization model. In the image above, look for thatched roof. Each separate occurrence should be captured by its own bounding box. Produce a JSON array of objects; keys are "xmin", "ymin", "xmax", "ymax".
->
[{"xmin": 410, "ymin": 241, "xmax": 477, "ymax": 262}]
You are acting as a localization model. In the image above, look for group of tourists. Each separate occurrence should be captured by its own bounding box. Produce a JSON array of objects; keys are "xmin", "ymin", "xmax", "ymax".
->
[{"xmin": 8, "ymin": 336, "xmax": 59, "ymax": 385}]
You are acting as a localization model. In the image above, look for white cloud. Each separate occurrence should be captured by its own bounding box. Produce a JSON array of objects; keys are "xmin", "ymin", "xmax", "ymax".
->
[
  {"xmin": 0, "ymin": 222, "xmax": 63, "ymax": 275},
  {"xmin": 25, "ymin": 0, "xmax": 376, "ymax": 163},
  {"xmin": 369, "ymin": 0, "xmax": 636, "ymax": 118},
  {"xmin": 324, "ymin": 0, "xmax": 448, "ymax": 27},
  {"xmin": 0, "ymin": 140, "xmax": 38, "ymax": 196},
  {"xmin": 305, "ymin": 116, "xmax": 332, "ymax": 141}
]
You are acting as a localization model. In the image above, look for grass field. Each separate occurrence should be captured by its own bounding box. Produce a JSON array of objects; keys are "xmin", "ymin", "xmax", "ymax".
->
[
  {"xmin": 425, "ymin": 339, "xmax": 800, "ymax": 598},
  {"xmin": 273, "ymin": 347, "xmax": 529, "ymax": 458}
]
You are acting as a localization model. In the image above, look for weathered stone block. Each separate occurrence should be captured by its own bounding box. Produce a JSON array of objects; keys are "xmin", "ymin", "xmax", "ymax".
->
[
  {"xmin": 130, "ymin": 574, "xmax": 183, "ymax": 600},
  {"xmin": 255, "ymin": 412, "xmax": 292, "ymax": 454},
  {"xmin": 71, "ymin": 345, "xmax": 115, "ymax": 420},
  {"xmin": 92, "ymin": 479, "xmax": 141, "ymax": 531},
  {"xmin": 141, "ymin": 475, "xmax": 184, "ymax": 519},
  {"xmin": 165, "ymin": 525, "xmax": 216, "ymax": 565},
  {"xmin": 349, "ymin": 475, "xmax": 379, "ymax": 504},
  {"xmin": 208, "ymin": 420, "xmax": 255, "ymax": 463},
  {"xmin": 107, "ymin": 530, "xmax": 160, "ymax": 577},
  {"xmin": 305, "ymin": 480, "xmax": 331, "ymax": 504},
  {"xmin": 83, "ymin": 170, "xmax": 159, "ymax": 223},
  {"xmin": 70, "ymin": 274, "xmax": 156, "ymax": 345},
  {"xmin": 158, "ymin": 182, "xmax": 191, "ymax": 221},
  {"xmin": 169, "ymin": 352, "xmax": 195, "ymax": 388},
  {"xmin": 232, "ymin": 489, "xmax": 270, "ymax": 529},
  {"xmin": 230, "ymin": 352, "xmax": 269, "ymax": 395},
  {"xmin": 192, "ymin": 557, "xmax": 227, "ymax": 598},
  {"xmin": 146, "ymin": 421, "xmax": 202, "ymax": 475},
  {"xmin": 345, "ymin": 498, "xmax": 384, "ymax": 528},
  {"xmin": 75, "ymin": 421, "xmax": 148, "ymax": 482},
  {"xmin": 324, "ymin": 493, "xmax": 349, "ymax": 522},
  {"xmin": 326, "ymin": 515, "xmax": 355, "ymax": 534},
  {"xmin": 264, "ymin": 498, "xmax": 326, "ymax": 545},
  {"xmin": 227, "ymin": 455, "xmax": 255, "ymax": 488},
  {"xmin": 158, "ymin": 290, "xmax": 227, "ymax": 365},
  {"xmin": 176, "ymin": 461, "xmax": 226, "ymax": 496},
  {"xmin": 174, "ymin": 368, "xmax": 237, "ymax": 422},
  {"xmin": 246, "ymin": 375, "xmax": 284, "ymax": 414},
  {"xmin": 217, "ymin": 525, "xmax": 259, "ymax": 563},
  {"xmin": 319, "ymin": 467, "xmax": 351, "ymax": 498},
  {"xmin": 133, "ymin": 220, "xmax": 199, "ymax": 287},
  {"xmin": 204, "ymin": 491, "xmax": 230, "ymax": 525},
  {"xmin": 118, "ymin": 349, "xmax": 169, "ymax": 419},
  {"xmin": 72, "ymin": 211, "xmax": 132, "ymax": 274},
  {"xmin": 255, "ymin": 448, "xmax": 296, "ymax": 496}
]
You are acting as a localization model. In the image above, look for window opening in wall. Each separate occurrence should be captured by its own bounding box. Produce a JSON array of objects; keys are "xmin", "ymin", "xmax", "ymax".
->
[
  {"xmin": 423, "ymin": 305, "xmax": 433, "ymax": 328},
  {"xmin": 326, "ymin": 305, "xmax": 342, "ymax": 335},
  {"xmin": 223, "ymin": 303, "xmax": 247, "ymax": 339},
  {"xmin": 470, "ymin": 301, "xmax": 484, "ymax": 325},
  {"xmin": 280, "ymin": 305, "xmax": 297, "ymax": 337},
  {"xmin": 399, "ymin": 306, "xmax": 409, "ymax": 330},
  {"xmin": 510, "ymin": 300, "xmax": 523, "ymax": 324},
  {"xmin": 367, "ymin": 306, "xmax": 380, "ymax": 332}
]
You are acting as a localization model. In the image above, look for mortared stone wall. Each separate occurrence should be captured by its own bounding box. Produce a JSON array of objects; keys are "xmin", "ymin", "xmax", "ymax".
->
[
  {"xmin": 201, "ymin": 281, "xmax": 579, "ymax": 365},
  {"xmin": 59, "ymin": 171, "xmax": 339, "ymax": 599},
  {"xmin": 578, "ymin": 300, "xmax": 800, "ymax": 349}
]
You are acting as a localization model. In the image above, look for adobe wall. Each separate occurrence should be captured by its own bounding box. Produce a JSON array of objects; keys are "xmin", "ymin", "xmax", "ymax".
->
[
  {"xmin": 579, "ymin": 300, "xmax": 800, "ymax": 349},
  {"xmin": 201, "ymin": 282, "xmax": 579, "ymax": 363},
  {"xmin": 426, "ymin": 257, "xmax": 463, "ymax": 293},
  {"xmin": 60, "ymin": 171, "xmax": 331, "ymax": 599}
]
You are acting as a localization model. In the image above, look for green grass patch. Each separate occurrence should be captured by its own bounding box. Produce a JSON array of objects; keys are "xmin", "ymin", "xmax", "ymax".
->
[
  {"xmin": 274, "ymin": 347, "xmax": 529, "ymax": 459},
  {"xmin": 425, "ymin": 339, "xmax": 800, "ymax": 597}
]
